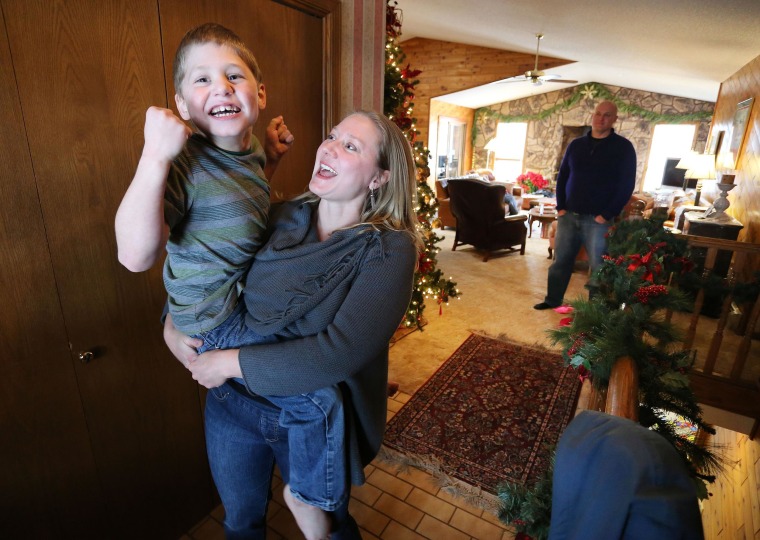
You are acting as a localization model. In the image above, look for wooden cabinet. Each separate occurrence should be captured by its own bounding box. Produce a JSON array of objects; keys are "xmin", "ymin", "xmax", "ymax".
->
[{"xmin": 0, "ymin": 0, "xmax": 336, "ymax": 537}]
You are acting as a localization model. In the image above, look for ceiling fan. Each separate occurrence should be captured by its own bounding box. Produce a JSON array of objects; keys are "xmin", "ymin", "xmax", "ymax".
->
[{"xmin": 498, "ymin": 33, "xmax": 578, "ymax": 86}]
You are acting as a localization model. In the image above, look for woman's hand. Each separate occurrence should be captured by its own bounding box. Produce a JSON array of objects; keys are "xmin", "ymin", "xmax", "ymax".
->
[
  {"xmin": 163, "ymin": 313, "xmax": 202, "ymax": 368},
  {"xmin": 187, "ymin": 349, "xmax": 242, "ymax": 389}
]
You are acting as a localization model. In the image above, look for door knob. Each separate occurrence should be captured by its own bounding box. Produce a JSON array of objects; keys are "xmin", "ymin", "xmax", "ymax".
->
[{"xmin": 78, "ymin": 351, "xmax": 94, "ymax": 364}]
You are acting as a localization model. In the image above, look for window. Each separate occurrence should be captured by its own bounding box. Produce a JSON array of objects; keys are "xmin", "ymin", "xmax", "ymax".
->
[
  {"xmin": 435, "ymin": 117, "xmax": 466, "ymax": 178},
  {"xmin": 489, "ymin": 122, "xmax": 528, "ymax": 182},
  {"xmin": 643, "ymin": 124, "xmax": 697, "ymax": 192}
]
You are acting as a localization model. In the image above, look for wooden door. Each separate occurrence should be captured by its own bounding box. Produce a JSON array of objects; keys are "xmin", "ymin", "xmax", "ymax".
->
[
  {"xmin": 1, "ymin": 1, "xmax": 212, "ymax": 537},
  {"xmin": 0, "ymin": 5, "xmax": 109, "ymax": 537},
  {"xmin": 0, "ymin": 0, "xmax": 338, "ymax": 537}
]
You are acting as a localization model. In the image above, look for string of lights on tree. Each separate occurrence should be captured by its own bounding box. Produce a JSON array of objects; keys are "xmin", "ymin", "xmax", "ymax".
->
[{"xmin": 385, "ymin": 0, "xmax": 459, "ymax": 329}]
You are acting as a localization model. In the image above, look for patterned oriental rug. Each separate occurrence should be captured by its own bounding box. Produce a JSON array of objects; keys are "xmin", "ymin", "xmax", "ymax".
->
[{"xmin": 381, "ymin": 333, "xmax": 580, "ymax": 511}]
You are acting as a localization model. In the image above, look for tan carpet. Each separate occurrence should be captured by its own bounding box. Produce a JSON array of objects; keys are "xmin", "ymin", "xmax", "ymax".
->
[{"xmin": 389, "ymin": 226, "xmax": 591, "ymax": 394}]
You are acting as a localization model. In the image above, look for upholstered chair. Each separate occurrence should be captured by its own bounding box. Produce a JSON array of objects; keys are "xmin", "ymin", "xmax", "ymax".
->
[{"xmin": 446, "ymin": 178, "xmax": 528, "ymax": 262}]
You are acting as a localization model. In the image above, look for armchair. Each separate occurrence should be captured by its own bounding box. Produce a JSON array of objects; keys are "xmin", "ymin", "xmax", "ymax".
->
[{"xmin": 446, "ymin": 177, "xmax": 528, "ymax": 262}]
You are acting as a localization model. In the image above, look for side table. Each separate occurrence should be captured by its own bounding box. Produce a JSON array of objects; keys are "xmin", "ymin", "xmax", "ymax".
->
[
  {"xmin": 683, "ymin": 211, "xmax": 743, "ymax": 241},
  {"xmin": 673, "ymin": 205, "xmax": 710, "ymax": 230},
  {"xmin": 527, "ymin": 208, "xmax": 557, "ymax": 238},
  {"xmin": 683, "ymin": 211, "xmax": 743, "ymax": 317}
]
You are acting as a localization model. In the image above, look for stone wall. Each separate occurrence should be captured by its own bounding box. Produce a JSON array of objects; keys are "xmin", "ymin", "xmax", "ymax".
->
[{"xmin": 472, "ymin": 83, "xmax": 715, "ymax": 192}]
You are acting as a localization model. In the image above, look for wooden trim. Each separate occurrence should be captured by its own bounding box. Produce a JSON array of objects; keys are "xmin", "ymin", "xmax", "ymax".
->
[
  {"xmin": 689, "ymin": 371, "xmax": 760, "ymax": 420},
  {"xmin": 273, "ymin": 0, "xmax": 340, "ymax": 133}
]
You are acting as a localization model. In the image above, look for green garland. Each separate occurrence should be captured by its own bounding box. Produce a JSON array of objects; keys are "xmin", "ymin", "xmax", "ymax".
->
[
  {"xmin": 498, "ymin": 216, "xmax": 726, "ymax": 539},
  {"xmin": 474, "ymin": 82, "xmax": 713, "ymax": 136},
  {"xmin": 549, "ymin": 215, "xmax": 721, "ymax": 486}
]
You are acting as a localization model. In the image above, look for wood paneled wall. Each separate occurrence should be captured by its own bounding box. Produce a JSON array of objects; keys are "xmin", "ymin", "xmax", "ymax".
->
[
  {"xmin": 708, "ymin": 54, "xmax": 760, "ymax": 245},
  {"xmin": 400, "ymin": 37, "xmax": 570, "ymax": 145}
]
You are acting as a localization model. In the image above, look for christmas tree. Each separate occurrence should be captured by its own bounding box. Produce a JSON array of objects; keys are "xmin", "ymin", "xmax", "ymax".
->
[{"xmin": 385, "ymin": 1, "xmax": 459, "ymax": 329}]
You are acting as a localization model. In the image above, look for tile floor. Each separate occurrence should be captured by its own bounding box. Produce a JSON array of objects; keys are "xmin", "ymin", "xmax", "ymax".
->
[{"xmin": 180, "ymin": 389, "xmax": 515, "ymax": 540}]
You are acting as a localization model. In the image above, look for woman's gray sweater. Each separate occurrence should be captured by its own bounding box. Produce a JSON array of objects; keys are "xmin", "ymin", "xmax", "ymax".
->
[{"xmin": 239, "ymin": 200, "xmax": 418, "ymax": 485}]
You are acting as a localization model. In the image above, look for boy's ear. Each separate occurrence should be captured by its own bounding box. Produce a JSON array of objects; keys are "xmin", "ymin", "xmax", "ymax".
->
[
  {"xmin": 175, "ymin": 93, "xmax": 191, "ymax": 121},
  {"xmin": 257, "ymin": 83, "xmax": 267, "ymax": 110}
]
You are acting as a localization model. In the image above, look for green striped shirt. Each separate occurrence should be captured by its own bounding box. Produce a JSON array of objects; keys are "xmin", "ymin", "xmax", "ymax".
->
[{"xmin": 163, "ymin": 133, "xmax": 269, "ymax": 334}]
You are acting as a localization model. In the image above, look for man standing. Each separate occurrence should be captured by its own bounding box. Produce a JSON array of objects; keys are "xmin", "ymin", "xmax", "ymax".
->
[{"xmin": 534, "ymin": 100, "xmax": 636, "ymax": 310}]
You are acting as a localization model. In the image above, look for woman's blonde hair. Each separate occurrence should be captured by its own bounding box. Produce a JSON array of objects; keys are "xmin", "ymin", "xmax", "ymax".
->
[{"xmin": 303, "ymin": 111, "xmax": 424, "ymax": 251}]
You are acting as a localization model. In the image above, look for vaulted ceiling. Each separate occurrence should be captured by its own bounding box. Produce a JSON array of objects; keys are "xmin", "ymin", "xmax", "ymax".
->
[{"xmin": 398, "ymin": 0, "xmax": 760, "ymax": 107}]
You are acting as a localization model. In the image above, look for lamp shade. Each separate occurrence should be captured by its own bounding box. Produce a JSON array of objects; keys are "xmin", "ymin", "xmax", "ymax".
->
[
  {"xmin": 675, "ymin": 151, "xmax": 698, "ymax": 171},
  {"xmin": 676, "ymin": 152, "xmax": 715, "ymax": 180},
  {"xmin": 484, "ymin": 138, "xmax": 499, "ymax": 152}
]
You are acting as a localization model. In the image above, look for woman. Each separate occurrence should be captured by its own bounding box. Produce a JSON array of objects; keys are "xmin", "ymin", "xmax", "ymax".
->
[{"xmin": 164, "ymin": 110, "xmax": 423, "ymax": 539}]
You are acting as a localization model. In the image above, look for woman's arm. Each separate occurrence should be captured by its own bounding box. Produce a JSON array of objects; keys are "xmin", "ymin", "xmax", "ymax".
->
[
  {"xmin": 187, "ymin": 349, "xmax": 241, "ymax": 388},
  {"xmin": 163, "ymin": 313, "xmax": 240, "ymax": 388}
]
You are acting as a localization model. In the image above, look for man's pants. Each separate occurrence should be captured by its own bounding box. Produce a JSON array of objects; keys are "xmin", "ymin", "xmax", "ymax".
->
[{"xmin": 544, "ymin": 212, "xmax": 610, "ymax": 307}]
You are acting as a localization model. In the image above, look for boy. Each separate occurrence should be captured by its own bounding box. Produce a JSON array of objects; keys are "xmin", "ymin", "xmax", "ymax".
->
[{"xmin": 115, "ymin": 23, "xmax": 341, "ymax": 540}]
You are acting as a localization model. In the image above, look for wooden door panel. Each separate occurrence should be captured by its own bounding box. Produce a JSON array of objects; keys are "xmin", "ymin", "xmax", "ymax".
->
[
  {"xmin": 158, "ymin": 0, "xmax": 330, "ymax": 200},
  {"xmin": 2, "ymin": 0, "xmax": 213, "ymax": 536},
  {"xmin": 0, "ymin": 3, "xmax": 108, "ymax": 537}
]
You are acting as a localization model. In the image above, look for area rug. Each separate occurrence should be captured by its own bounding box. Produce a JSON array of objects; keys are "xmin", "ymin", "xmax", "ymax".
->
[{"xmin": 381, "ymin": 333, "xmax": 580, "ymax": 510}]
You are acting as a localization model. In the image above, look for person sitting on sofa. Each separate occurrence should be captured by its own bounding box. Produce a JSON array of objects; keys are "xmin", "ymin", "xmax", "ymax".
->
[{"xmin": 465, "ymin": 168, "xmax": 519, "ymax": 215}]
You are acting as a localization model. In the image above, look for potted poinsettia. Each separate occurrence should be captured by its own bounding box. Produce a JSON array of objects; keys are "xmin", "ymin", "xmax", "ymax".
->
[{"xmin": 516, "ymin": 171, "xmax": 549, "ymax": 194}]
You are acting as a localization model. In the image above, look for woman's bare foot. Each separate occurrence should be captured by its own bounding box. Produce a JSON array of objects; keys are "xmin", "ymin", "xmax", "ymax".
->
[{"xmin": 283, "ymin": 484, "xmax": 331, "ymax": 540}]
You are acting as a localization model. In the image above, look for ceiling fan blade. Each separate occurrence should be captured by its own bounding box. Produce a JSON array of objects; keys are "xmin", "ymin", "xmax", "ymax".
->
[
  {"xmin": 495, "ymin": 76, "xmax": 530, "ymax": 84},
  {"xmin": 544, "ymin": 79, "xmax": 579, "ymax": 84}
]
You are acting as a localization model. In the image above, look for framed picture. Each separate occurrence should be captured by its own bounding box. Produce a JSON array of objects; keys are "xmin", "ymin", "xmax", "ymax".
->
[
  {"xmin": 729, "ymin": 97, "xmax": 754, "ymax": 156},
  {"xmin": 707, "ymin": 129, "xmax": 724, "ymax": 155}
]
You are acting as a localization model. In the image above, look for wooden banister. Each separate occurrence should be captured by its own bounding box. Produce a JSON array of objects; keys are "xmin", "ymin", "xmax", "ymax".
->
[
  {"xmin": 575, "ymin": 356, "xmax": 639, "ymax": 422},
  {"xmin": 605, "ymin": 356, "xmax": 639, "ymax": 421},
  {"xmin": 668, "ymin": 234, "xmax": 760, "ymax": 438},
  {"xmin": 674, "ymin": 235, "xmax": 760, "ymax": 378}
]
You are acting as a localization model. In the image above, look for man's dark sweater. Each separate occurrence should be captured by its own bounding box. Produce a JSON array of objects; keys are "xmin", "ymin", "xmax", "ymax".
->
[{"xmin": 555, "ymin": 129, "xmax": 637, "ymax": 221}]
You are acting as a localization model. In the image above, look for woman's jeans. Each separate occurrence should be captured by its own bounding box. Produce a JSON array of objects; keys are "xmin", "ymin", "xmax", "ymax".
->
[
  {"xmin": 195, "ymin": 303, "xmax": 349, "ymax": 520},
  {"xmin": 205, "ymin": 382, "xmax": 359, "ymax": 539},
  {"xmin": 544, "ymin": 212, "xmax": 611, "ymax": 307}
]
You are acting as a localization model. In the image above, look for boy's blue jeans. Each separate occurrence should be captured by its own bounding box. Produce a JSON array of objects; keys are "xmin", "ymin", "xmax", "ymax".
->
[{"xmin": 194, "ymin": 302, "xmax": 348, "ymax": 516}]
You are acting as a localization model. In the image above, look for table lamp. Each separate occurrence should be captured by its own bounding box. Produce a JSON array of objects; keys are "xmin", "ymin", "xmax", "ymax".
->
[{"xmin": 675, "ymin": 152, "xmax": 715, "ymax": 206}]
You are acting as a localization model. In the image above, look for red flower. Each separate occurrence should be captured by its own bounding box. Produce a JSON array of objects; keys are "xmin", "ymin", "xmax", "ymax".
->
[
  {"xmin": 559, "ymin": 317, "xmax": 573, "ymax": 327},
  {"xmin": 516, "ymin": 171, "xmax": 549, "ymax": 194}
]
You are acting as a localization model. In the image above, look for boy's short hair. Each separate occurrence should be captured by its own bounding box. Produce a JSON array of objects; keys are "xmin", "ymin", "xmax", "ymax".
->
[{"xmin": 173, "ymin": 23, "xmax": 263, "ymax": 96}]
